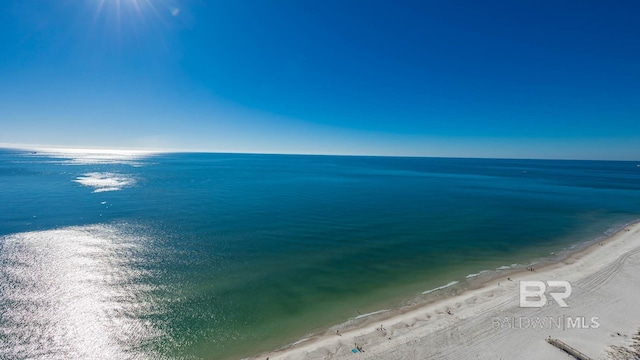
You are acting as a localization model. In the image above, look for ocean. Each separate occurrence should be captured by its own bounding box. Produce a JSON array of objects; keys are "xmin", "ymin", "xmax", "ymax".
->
[{"xmin": 1, "ymin": 148, "xmax": 639, "ymax": 359}]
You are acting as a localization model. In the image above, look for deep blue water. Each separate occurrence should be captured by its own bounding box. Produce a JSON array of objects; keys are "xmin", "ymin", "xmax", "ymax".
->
[{"xmin": 1, "ymin": 149, "xmax": 639, "ymax": 359}]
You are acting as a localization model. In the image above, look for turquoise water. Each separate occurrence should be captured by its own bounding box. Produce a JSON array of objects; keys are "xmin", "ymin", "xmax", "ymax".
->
[{"xmin": 1, "ymin": 149, "xmax": 639, "ymax": 359}]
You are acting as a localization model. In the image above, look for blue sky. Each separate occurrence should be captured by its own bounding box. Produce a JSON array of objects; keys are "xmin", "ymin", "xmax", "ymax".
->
[{"xmin": 1, "ymin": 1, "xmax": 639, "ymax": 159}]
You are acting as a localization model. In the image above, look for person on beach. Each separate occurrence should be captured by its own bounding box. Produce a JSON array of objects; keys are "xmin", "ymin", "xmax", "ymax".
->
[{"xmin": 336, "ymin": 329, "xmax": 341, "ymax": 336}]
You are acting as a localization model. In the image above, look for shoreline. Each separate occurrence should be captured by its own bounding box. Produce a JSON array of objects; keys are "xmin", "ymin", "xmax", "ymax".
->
[{"xmin": 255, "ymin": 220, "xmax": 640, "ymax": 359}]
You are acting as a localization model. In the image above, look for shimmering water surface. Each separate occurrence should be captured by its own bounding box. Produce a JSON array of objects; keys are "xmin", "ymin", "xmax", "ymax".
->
[{"xmin": 1, "ymin": 149, "xmax": 639, "ymax": 359}]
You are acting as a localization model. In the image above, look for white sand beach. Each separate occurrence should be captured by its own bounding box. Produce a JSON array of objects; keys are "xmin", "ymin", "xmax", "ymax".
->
[{"xmin": 258, "ymin": 222, "xmax": 640, "ymax": 360}]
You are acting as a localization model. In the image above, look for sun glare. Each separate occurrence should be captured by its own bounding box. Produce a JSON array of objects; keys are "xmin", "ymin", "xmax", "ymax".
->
[{"xmin": 92, "ymin": 0, "xmax": 181, "ymax": 34}]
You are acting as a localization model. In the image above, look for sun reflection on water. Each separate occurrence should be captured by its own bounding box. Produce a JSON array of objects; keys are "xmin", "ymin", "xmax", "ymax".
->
[
  {"xmin": 26, "ymin": 148, "xmax": 159, "ymax": 166},
  {"xmin": 0, "ymin": 224, "xmax": 168, "ymax": 359}
]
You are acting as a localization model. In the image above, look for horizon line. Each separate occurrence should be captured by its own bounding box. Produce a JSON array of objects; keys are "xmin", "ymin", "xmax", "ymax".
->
[{"xmin": 1, "ymin": 143, "xmax": 638, "ymax": 163}]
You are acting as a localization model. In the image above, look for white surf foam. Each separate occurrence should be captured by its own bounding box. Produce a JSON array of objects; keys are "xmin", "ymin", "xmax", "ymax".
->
[
  {"xmin": 466, "ymin": 270, "xmax": 490, "ymax": 279},
  {"xmin": 354, "ymin": 308, "xmax": 391, "ymax": 320},
  {"xmin": 422, "ymin": 281, "xmax": 459, "ymax": 295}
]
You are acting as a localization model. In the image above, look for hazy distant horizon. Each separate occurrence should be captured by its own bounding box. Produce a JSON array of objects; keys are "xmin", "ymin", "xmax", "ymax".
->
[{"xmin": 1, "ymin": 143, "xmax": 638, "ymax": 162}]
